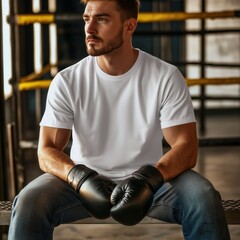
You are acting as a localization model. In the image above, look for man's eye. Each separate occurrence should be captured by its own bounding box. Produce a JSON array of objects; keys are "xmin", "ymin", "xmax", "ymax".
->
[{"xmin": 98, "ymin": 18, "xmax": 107, "ymax": 23}]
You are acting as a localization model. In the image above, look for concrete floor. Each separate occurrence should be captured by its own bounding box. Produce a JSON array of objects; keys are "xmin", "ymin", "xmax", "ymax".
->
[
  {"xmin": 54, "ymin": 224, "xmax": 240, "ymax": 240},
  {"xmin": 52, "ymin": 110, "xmax": 240, "ymax": 240}
]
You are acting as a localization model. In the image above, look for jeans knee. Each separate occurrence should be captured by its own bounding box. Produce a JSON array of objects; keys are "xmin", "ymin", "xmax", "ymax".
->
[
  {"xmin": 13, "ymin": 186, "xmax": 46, "ymax": 217},
  {"xmin": 13, "ymin": 175, "xmax": 61, "ymax": 219},
  {"xmin": 179, "ymin": 172, "xmax": 223, "ymax": 219},
  {"xmin": 192, "ymin": 177, "xmax": 220, "ymax": 205}
]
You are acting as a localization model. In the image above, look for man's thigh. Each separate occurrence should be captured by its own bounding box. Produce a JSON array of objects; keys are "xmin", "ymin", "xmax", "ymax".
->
[
  {"xmin": 147, "ymin": 170, "xmax": 219, "ymax": 223},
  {"xmin": 13, "ymin": 173, "xmax": 91, "ymax": 225}
]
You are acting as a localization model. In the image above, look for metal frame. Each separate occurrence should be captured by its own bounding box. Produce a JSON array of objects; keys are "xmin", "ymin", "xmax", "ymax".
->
[
  {"xmin": 0, "ymin": 0, "xmax": 8, "ymax": 202},
  {"xmin": 0, "ymin": 1, "xmax": 9, "ymax": 239}
]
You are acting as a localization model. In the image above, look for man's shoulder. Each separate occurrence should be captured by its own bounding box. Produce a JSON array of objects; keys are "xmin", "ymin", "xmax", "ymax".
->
[
  {"xmin": 50, "ymin": 56, "xmax": 93, "ymax": 88},
  {"xmin": 140, "ymin": 50, "xmax": 176, "ymax": 70}
]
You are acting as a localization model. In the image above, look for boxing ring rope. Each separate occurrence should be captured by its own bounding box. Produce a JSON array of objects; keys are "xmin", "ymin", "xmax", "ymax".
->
[
  {"xmin": 18, "ymin": 77, "xmax": 240, "ymax": 91},
  {"xmin": 138, "ymin": 11, "xmax": 240, "ymax": 22},
  {"xmin": 19, "ymin": 80, "xmax": 51, "ymax": 91},
  {"xmin": 186, "ymin": 77, "xmax": 240, "ymax": 86},
  {"xmin": 8, "ymin": 10, "xmax": 240, "ymax": 25}
]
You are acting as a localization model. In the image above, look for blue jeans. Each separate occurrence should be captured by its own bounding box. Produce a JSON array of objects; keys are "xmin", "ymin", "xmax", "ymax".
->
[{"xmin": 8, "ymin": 170, "xmax": 230, "ymax": 240}]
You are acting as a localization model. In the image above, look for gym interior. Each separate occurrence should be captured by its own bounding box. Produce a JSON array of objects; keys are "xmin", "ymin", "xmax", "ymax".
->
[{"xmin": 0, "ymin": 0, "xmax": 240, "ymax": 239}]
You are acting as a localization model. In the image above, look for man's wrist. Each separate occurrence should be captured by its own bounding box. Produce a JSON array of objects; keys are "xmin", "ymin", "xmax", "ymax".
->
[
  {"xmin": 67, "ymin": 164, "xmax": 98, "ymax": 191},
  {"xmin": 132, "ymin": 165, "xmax": 164, "ymax": 192}
]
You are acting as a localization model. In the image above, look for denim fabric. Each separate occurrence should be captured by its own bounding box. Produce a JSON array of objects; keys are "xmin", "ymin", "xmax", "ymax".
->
[
  {"xmin": 148, "ymin": 170, "xmax": 230, "ymax": 239},
  {"xmin": 8, "ymin": 170, "xmax": 230, "ymax": 240}
]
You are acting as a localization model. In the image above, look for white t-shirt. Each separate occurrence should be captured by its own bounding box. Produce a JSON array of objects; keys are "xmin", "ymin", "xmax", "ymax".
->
[{"xmin": 40, "ymin": 49, "xmax": 196, "ymax": 181}]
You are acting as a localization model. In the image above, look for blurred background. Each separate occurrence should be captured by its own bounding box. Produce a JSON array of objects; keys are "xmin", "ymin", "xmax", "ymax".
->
[{"xmin": 0, "ymin": 0, "xmax": 240, "ymax": 239}]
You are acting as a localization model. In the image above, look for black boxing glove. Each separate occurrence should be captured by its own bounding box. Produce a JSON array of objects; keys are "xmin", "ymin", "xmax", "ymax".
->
[
  {"xmin": 110, "ymin": 165, "xmax": 164, "ymax": 226},
  {"xmin": 67, "ymin": 164, "xmax": 116, "ymax": 219}
]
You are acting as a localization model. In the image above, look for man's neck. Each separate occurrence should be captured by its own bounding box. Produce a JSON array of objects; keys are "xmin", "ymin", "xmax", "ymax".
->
[{"xmin": 96, "ymin": 47, "xmax": 139, "ymax": 76}]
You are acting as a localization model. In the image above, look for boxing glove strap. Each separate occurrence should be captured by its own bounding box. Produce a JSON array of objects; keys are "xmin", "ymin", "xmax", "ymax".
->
[
  {"xmin": 67, "ymin": 164, "xmax": 98, "ymax": 191},
  {"xmin": 132, "ymin": 165, "xmax": 164, "ymax": 193}
]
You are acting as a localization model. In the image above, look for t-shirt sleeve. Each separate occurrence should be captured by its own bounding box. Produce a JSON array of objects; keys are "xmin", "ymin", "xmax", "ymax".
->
[
  {"xmin": 159, "ymin": 68, "xmax": 196, "ymax": 129},
  {"xmin": 39, "ymin": 73, "xmax": 74, "ymax": 129}
]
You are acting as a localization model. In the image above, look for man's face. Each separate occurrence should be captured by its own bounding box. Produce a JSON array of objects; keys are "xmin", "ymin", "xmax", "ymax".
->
[{"xmin": 83, "ymin": 0, "xmax": 124, "ymax": 56}]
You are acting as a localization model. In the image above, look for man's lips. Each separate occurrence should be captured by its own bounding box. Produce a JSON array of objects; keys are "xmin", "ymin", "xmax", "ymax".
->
[
  {"xmin": 87, "ymin": 39, "xmax": 98, "ymax": 44},
  {"xmin": 86, "ymin": 36, "xmax": 101, "ymax": 44}
]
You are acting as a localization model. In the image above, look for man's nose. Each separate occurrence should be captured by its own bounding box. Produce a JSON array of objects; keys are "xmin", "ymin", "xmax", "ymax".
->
[{"xmin": 85, "ymin": 20, "xmax": 96, "ymax": 34}]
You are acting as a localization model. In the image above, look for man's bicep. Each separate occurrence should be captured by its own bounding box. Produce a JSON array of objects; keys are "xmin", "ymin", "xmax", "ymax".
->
[
  {"xmin": 162, "ymin": 122, "xmax": 197, "ymax": 148},
  {"xmin": 38, "ymin": 126, "xmax": 71, "ymax": 151}
]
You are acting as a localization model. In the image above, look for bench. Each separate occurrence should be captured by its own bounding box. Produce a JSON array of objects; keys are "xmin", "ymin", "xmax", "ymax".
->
[{"xmin": 1, "ymin": 199, "xmax": 240, "ymax": 226}]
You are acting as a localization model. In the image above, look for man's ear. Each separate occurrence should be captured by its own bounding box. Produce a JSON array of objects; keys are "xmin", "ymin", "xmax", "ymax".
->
[{"xmin": 125, "ymin": 18, "xmax": 137, "ymax": 34}]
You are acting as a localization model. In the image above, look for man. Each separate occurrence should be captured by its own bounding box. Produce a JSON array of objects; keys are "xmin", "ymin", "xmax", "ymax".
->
[{"xmin": 9, "ymin": 0, "xmax": 230, "ymax": 239}]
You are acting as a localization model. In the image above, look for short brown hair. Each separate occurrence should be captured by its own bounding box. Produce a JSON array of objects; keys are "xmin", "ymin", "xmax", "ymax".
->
[{"xmin": 81, "ymin": 0, "xmax": 140, "ymax": 20}]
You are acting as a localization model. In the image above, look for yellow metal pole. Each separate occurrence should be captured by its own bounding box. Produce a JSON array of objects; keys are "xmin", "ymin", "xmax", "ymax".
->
[
  {"xmin": 13, "ymin": 10, "xmax": 240, "ymax": 25},
  {"xmin": 18, "ymin": 77, "xmax": 240, "ymax": 91}
]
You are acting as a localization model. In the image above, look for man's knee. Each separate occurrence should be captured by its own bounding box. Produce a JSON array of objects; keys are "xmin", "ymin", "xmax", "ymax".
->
[
  {"xmin": 12, "ymin": 174, "xmax": 64, "ymax": 215},
  {"xmin": 182, "ymin": 171, "xmax": 220, "ymax": 201}
]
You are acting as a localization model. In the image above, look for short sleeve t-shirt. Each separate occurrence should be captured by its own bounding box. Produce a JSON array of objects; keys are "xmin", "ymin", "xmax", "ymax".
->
[{"xmin": 40, "ymin": 49, "xmax": 196, "ymax": 181}]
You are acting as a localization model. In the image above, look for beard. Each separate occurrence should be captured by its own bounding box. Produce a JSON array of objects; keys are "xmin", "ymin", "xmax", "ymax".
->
[{"xmin": 85, "ymin": 27, "xmax": 124, "ymax": 56}]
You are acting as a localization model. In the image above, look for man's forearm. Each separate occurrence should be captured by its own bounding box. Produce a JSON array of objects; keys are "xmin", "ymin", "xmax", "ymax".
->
[
  {"xmin": 156, "ymin": 142, "xmax": 198, "ymax": 181},
  {"xmin": 38, "ymin": 146, "xmax": 75, "ymax": 181}
]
